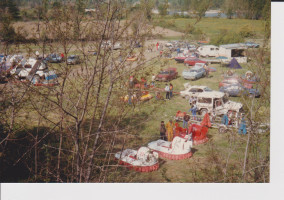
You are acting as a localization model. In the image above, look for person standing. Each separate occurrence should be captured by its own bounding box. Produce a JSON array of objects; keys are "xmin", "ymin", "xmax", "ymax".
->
[
  {"xmin": 204, "ymin": 63, "xmax": 209, "ymax": 77},
  {"xmin": 160, "ymin": 121, "xmax": 167, "ymax": 141},
  {"xmin": 128, "ymin": 76, "xmax": 134, "ymax": 105},
  {"xmin": 238, "ymin": 114, "xmax": 247, "ymax": 135},
  {"xmin": 222, "ymin": 112, "xmax": 229, "ymax": 126},
  {"xmin": 166, "ymin": 120, "xmax": 174, "ymax": 142},
  {"xmin": 60, "ymin": 53, "xmax": 64, "ymax": 60},
  {"xmin": 183, "ymin": 114, "xmax": 190, "ymax": 128},
  {"xmin": 165, "ymin": 84, "xmax": 170, "ymax": 100},
  {"xmin": 156, "ymin": 42, "xmax": 159, "ymax": 51},
  {"xmin": 169, "ymin": 83, "xmax": 173, "ymax": 98},
  {"xmin": 189, "ymin": 101, "xmax": 197, "ymax": 120},
  {"xmin": 210, "ymin": 110, "xmax": 216, "ymax": 123},
  {"xmin": 35, "ymin": 51, "xmax": 40, "ymax": 59},
  {"xmin": 151, "ymin": 74, "xmax": 156, "ymax": 87},
  {"xmin": 189, "ymin": 96, "xmax": 194, "ymax": 106}
]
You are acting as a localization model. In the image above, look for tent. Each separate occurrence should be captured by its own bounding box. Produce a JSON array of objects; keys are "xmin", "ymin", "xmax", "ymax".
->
[{"xmin": 227, "ymin": 58, "xmax": 242, "ymax": 69}]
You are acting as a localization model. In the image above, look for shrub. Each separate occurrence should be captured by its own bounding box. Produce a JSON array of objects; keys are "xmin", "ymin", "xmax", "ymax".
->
[
  {"xmin": 211, "ymin": 29, "xmax": 244, "ymax": 45},
  {"xmin": 239, "ymin": 25, "xmax": 256, "ymax": 38}
]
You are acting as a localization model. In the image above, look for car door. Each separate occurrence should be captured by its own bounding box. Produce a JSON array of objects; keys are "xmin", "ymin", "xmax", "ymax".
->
[{"xmin": 214, "ymin": 98, "xmax": 226, "ymax": 115}]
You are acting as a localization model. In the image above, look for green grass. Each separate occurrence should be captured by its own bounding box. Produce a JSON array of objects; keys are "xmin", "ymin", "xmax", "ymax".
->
[
  {"xmin": 153, "ymin": 17, "xmax": 265, "ymax": 40},
  {"xmin": 111, "ymin": 57, "xmax": 269, "ymax": 182}
]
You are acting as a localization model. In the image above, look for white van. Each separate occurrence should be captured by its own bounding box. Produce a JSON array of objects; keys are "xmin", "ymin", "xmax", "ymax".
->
[{"xmin": 197, "ymin": 45, "xmax": 219, "ymax": 57}]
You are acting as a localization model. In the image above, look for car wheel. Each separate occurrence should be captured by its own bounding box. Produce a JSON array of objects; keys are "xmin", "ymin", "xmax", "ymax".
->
[
  {"xmin": 218, "ymin": 126, "xmax": 227, "ymax": 134},
  {"xmin": 200, "ymin": 109, "xmax": 208, "ymax": 116}
]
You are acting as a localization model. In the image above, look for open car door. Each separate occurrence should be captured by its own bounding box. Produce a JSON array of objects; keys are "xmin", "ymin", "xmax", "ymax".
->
[{"xmin": 214, "ymin": 98, "xmax": 226, "ymax": 115}]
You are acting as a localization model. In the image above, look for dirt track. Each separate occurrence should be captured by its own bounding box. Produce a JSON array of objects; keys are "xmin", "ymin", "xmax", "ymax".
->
[{"xmin": 152, "ymin": 26, "xmax": 184, "ymax": 38}]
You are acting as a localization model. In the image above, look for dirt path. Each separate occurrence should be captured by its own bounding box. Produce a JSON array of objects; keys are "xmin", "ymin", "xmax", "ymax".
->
[{"xmin": 152, "ymin": 26, "xmax": 184, "ymax": 38}]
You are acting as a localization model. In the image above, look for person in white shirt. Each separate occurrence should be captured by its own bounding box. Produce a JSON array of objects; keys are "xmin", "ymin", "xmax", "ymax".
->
[
  {"xmin": 165, "ymin": 84, "xmax": 170, "ymax": 100},
  {"xmin": 151, "ymin": 74, "xmax": 156, "ymax": 87}
]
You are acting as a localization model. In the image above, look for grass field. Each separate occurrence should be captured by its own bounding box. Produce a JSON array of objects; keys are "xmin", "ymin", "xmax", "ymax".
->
[
  {"xmin": 106, "ymin": 55, "xmax": 269, "ymax": 183},
  {"xmin": 153, "ymin": 17, "xmax": 265, "ymax": 40}
]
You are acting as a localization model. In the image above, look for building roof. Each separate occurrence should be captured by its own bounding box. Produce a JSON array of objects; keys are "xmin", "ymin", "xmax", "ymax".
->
[
  {"xmin": 198, "ymin": 45, "xmax": 218, "ymax": 48},
  {"xmin": 198, "ymin": 91, "xmax": 224, "ymax": 98},
  {"xmin": 219, "ymin": 43, "xmax": 248, "ymax": 49}
]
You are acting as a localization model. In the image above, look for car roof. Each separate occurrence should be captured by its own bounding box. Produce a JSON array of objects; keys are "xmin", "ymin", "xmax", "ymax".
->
[
  {"xmin": 188, "ymin": 85, "xmax": 208, "ymax": 89},
  {"xmin": 191, "ymin": 66, "xmax": 204, "ymax": 70},
  {"xmin": 198, "ymin": 91, "xmax": 224, "ymax": 98}
]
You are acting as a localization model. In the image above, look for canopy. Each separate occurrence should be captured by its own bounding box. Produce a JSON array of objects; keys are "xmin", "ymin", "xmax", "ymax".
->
[{"xmin": 227, "ymin": 58, "xmax": 242, "ymax": 69}]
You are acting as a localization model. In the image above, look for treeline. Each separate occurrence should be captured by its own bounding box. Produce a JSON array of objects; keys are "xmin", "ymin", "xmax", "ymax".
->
[
  {"xmin": 2, "ymin": 0, "xmax": 270, "ymax": 21},
  {"xmin": 157, "ymin": 0, "xmax": 269, "ymax": 20}
]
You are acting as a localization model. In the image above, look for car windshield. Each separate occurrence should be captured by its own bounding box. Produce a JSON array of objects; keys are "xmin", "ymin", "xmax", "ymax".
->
[
  {"xmin": 190, "ymin": 70, "xmax": 197, "ymax": 73},
  {"xmin": 204, "ymin": 87, "xmax": 212, "ymax": 91},
  {"xmin": 160, "ymin": 71, "xmax": 169, "ymax": 74},
  {"xmin": 68, "ymin": 56, "xmax": 76, "ymax": 59}
]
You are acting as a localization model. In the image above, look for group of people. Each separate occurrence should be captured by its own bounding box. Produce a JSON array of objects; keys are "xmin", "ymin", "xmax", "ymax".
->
[
  {"xmin": 221, "ymin": 112, "xmax": 247, "ymax": 135},
  {"xmin": 164, "ymin": 83, "xmax": 174, "ymax": 100},
  {"xmin": 160, "ymin": 115, "xmax": 194, "ymax": 142},
  {"xmin": 159, "ymin": 120, "xmax": 176, "ymax": 142}
]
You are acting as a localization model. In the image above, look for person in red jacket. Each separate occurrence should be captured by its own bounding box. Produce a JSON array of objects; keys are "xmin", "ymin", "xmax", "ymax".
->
[{"xmin": 60, "ymin": 53, "xmax": 64, "ymax": 61}]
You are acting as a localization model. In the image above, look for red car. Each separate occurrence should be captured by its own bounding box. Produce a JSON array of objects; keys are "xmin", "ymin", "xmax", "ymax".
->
[
  {"xmin": 155, "ymin": 68, "xmax": 178, "ymax": 82},
  {"xmin": 184, "ymin": 58, "xmax": 207, "ymax": 66},
  {"xmin": 174, "ymin": 56, "xmax": 187, "ymax": 63}
]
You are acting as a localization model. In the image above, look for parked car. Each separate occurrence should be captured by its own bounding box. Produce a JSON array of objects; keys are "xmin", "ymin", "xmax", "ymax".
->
[
  {"xmin": 174, "ymin": 55, "xmax": 188, "ymax": 63},
  {"xmin": 219, "ymin": 83, "xmax": 260, "ymax": 98},
  {"xmin": 187, "ymin": 44, "xmax": 196, "ymax": 51},
  {"xmin": 184, "ymin": 57, "xmax": 207, "ymax": 66},
  {"xmin": 45, "ymin": 54, "xmax": 62, "ymax": 63},
  {"xmin": 219, "ymin": 77, "xmax": 241, "ymax": 88},
  {"xmin": 155, "ymin": 68, "xmax": 178, "ymax": 82},
  {"xmin": 67, "ymin": 55, "xmax": 80, "ymax": 65},
  {"xmin": 180, "ymin": 85, "xmax": 212, "ymax": 99},
  {"xmin": 182, "ymin": 66, "xmax": 206, "ymax": 80},
  {"xmin": 244, "ymin": 42, "xmax": 260, "ymax": 48},
  {"xmin": 196, "ymin": 91, "xmax": 243, "ymax": 116}
]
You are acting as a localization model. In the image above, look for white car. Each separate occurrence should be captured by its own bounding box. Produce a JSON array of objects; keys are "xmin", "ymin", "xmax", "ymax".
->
[
  {"xmin": 196, "ymin": 91, "xmax": 243, "ymax": 116},
  {"xmin": 180, "ymin": 85, "xmax": 213, "ymax": 99}
]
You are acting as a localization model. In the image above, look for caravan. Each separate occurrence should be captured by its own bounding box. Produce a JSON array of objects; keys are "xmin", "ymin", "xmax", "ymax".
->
[
  {"xmin": 219, "ymin": 43, "xmax": 248, "ymax": 63},
  {"xmin": 197, "ymin": 45, "xmax": 219, "ymax": 57}
]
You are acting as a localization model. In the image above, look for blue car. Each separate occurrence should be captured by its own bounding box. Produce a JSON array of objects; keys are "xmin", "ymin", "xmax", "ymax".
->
[
  {"xmin": 182, "ymin": 66, "xmax": 206, "ymax": 80},
  {"xmin": 44, "ymin": 54, "xmax": 63, "ymax": 63},
  {"xmin": 219, "ymin": 83, "xmax": 260, "ymax": 98},
  {"xmin": 244, "ymin": 42, "xmax": 260, "ymax": 48}
]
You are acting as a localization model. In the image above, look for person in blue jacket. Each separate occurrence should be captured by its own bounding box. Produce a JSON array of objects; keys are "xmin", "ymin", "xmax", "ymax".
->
[
  {"xmin": 238, "ymin": 114, "xmax": 247, "ymax": 135},
  {"xmin": 222, "ymin": 112, "xmax": 229, "ymax": 126}
]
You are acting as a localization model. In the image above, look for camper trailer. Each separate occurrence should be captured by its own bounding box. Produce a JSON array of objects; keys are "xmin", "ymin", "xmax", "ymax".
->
[
  {"xmin": 197, "ymin": 45, "xmax": 219, "ymax": 57},
  {"xmin": 219, "ymin": 43, "xmax": 248, "ymax": 63}
]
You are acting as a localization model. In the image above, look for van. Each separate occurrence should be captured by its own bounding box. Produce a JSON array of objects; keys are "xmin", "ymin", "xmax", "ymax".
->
[{"xmin": 196, "ymin": 91, "xmax": 243, "ymax": 116}]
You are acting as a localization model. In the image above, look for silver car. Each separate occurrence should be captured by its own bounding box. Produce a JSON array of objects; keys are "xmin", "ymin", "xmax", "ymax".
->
[{"xmin": 182, "ymin": 66, "xmax": 206, "ymax": 80}]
